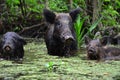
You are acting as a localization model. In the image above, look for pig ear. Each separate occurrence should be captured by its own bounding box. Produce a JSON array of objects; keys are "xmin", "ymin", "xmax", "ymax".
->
[
  {"xmin": 43, "ymin": 9, "xmax": 56, "ymax": 24},
  {"xmin": 14, "ymin": 36, "xmax": 27, "ymax": 45},
  {"xmin": 84, "ymin": 36, "xmax": 91, "ymax": 45},
  {"xmin": 112, "ymin": 27, "xmax": 117, "ymax": 32},
  {"xmin": 18, "ymin": 37, "xmax": 27, "ymax": 45},
  {"xmin": 99, "ymin": 36, "xmax": 108, "ymax": 46},
  {"xmin": 20, "ymin": 39, "xmax": 27, "ymax": 45},
  {"xmin": 69, "ymin": 8, "xmax": 81, "ymax": 22}
]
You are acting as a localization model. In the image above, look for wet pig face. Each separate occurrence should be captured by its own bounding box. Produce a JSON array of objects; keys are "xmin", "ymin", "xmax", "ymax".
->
[
  {"xmin": 86, "ymin": 39, "xmax": 101, "ymax": 56},
  {"xmin": 53, "ymin": 14, "xmax": 74, "ymax": 45},
  {"xmin": 0, "ymin": 32, "xmax": 27, "ymax": 60},
  {"xmin": 2, "ymin": 38, "xmax": 15, "ymax": 54},
  {"xmin": 85, "ymin": 36, "xmax": 103, "ymax": 59},
  {"xmin": 43, "ymin": 8, "xmax": 80, "ymax": 56}
]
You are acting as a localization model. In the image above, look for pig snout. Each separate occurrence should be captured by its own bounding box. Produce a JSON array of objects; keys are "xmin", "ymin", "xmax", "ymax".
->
[
  {"xmin": 88, "ymin": 47, "xmax": 96, "ymax": 54},
  {"xmin": 3, "ymin": 45, "xmax": 12, "ymax": 53},
  {"xmin": 61, "ymin": 35, "xmax": 75, "ymax": 46}
]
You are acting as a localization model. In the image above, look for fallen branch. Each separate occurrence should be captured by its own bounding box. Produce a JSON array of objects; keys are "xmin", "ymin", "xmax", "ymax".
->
[{"xmin": 19, "ymin": 22, "xmax": 46, "ymax": 34}]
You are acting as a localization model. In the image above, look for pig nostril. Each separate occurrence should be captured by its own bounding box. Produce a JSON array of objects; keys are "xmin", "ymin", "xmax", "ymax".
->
[
  {"xmin": 61, "ymin": 34, "xmax": 74, "ymax": 44},
  {"xmin": 88, "ymin": 48, "xmax": 95, "ymax": 54},
  {"xmin": 65, "ymin": 38, "xmax": 74, "ymax": 46},
  {"xmin": 65, "ymin": 35, "xmax": 74, "ymax": 41},
  {"xmin": 89, "ymin": 50, "xmax": 94, "ymax": 52},
  {"xmin": 4, "ymin": 46, "xmax": 11, "ymax": 51}
]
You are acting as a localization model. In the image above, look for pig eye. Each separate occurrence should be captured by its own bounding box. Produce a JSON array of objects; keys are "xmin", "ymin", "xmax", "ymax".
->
[
  {"xmin": 55, "ymin": 21, "xmax": 61, "ymax": 26},
  {"xmin": 96, "ymin": 44, "xmax": 101, "ymax": 47}
]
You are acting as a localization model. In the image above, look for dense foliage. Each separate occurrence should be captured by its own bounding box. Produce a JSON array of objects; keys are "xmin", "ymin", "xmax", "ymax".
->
[
  {"xmin": 101, "ymin": 0, "xmax": 120, "ymax": 26},
  {"xmin": 1, "ymin": 0, "xmax": 119, "ymax": 29},
  {"xmin": 0, "ymin": 0, "xmax": 120, "ymax": 47}
]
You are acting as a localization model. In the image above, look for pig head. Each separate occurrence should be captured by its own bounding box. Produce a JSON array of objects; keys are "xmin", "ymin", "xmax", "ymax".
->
[
  {"xmin": 85, "ymin": 36, "xmax": 120, "ymax": 61},
  {"xmin": 43, "ymin": 8, "xmax": 80, "ymax": 56},
  {"xmin": 0, "ymin": 32, "xmax": 26, "ymax": 60},
  {"xmin": 84, "ymin": 36, "xmax": 108, "ymax": 60}
]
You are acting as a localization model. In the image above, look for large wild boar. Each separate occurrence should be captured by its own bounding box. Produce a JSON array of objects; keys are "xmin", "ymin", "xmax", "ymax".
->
[
  {"xmin": 85, "ymin": 36, "xmax": 120, "ymax": 61},
  {"xmin": 43, "ymin": 8, "xmax": 80, "ymax": 57},
  {"xmin": 0, "ymin": 32, "xmax": 26, "ymax": 60}
]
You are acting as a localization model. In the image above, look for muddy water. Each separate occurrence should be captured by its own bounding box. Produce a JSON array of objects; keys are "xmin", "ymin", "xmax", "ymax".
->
[{"xmin": 0, "ymin": 40, "xmax": 120, "ymax": 80}]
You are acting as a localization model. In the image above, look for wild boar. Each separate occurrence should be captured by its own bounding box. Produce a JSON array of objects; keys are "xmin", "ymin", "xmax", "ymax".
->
[
  {"xmin": 101, "ymin": 27, "xmax": 120, "ymax": 45},
  {"xmin": 0, "ymin": 32, "xmax": 26, "ymax": 60},
  {"xmin": 43, "ymin": 8, "xmax": 80, "ymax": 57},
  {"xmin": 85, "ymin": 36, "xmax": 120, "ymax": 61}
]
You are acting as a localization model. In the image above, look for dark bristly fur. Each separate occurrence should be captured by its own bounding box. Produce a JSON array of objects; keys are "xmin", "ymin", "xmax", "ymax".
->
[
  {"xmin": 0, "ymin": 32, "xmax": 26, "ymax": 60},
  {"xmin": 85, "ymin": 36, "xmax": 120, "ymax": 61},
  {"xmin": 101, "ymin": 27, "xmax": 120, "ymax": 45},
  {"xmin": 43, "ymin": 8, "xmax": 80, "ymax": 57}
]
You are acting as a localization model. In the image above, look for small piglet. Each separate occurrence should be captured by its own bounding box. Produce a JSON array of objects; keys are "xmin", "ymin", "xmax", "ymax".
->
[
  {"xmin": 85, "ymin": 36, "xmax": 120, "ymax": 61},
  {"xmin": 0, "ymin": 32, "xmax": 26, "ymax": 60},
  {"xmin": 43, "ymin": 8, "xmax": 81, "ymax": 57}
]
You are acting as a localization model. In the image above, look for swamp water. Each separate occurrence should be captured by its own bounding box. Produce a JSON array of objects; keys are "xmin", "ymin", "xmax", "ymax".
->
[{"xmin": 0, "ymin": 39, "xmax": 120, "ymax": 80}]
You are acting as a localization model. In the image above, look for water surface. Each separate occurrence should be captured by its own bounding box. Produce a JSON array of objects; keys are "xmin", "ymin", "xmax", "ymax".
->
[{"xmin": 0, "ymin": 40, "xmax": 120, "ymax": 80}]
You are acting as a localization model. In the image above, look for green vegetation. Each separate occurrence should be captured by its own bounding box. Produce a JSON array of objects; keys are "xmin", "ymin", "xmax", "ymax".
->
[
  {"xmin": 87, "ymin": 17, "xmax": 103, "ymax": 37},
  {"xmin": 74, "ymin": 15, "xmax": 87, "ymax": 48},
  {"xmin": 1, "ymin": 0, "xmax": 119, "ymax": 27},
  {"xmin": 4, "ymin": 0, "xmax": 44, "ymax": 31},
  {"xmin": 74, "ymin": 15, "xmax": 103, "ymax": 48},
  {"xmin": 0, "ymin": 41, "xmax": 120, "ymax": 80},
  {"xmin": 1, "ymin": 0, "xmax": 120, "ymax": 45},
  {"xmin": 48, "ymin": 0, "xmax": 68, "ymax": 12},
  {"xmin": 0, "ymin": 1, "xmax": 119, "ymax": 79},
  {"xmin": 101, "ymin": 0, "xmax": 120, "ymax": 26},
  {"xmin": 0, "ymin": 1, "xmax": 120, "ymax": 79}
]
